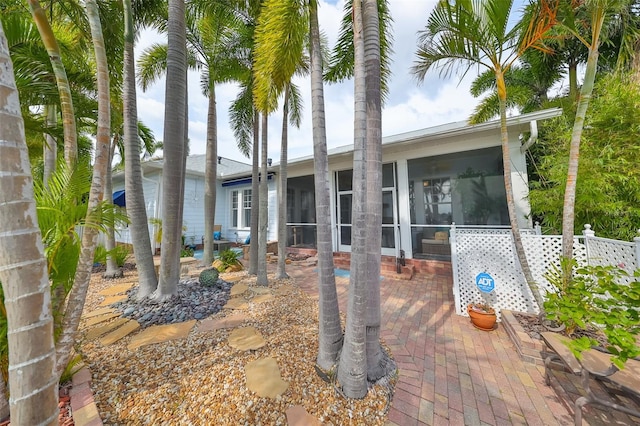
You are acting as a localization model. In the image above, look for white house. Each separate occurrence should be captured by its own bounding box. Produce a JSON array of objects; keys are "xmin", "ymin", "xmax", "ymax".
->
[{"xmin": 113, "ymin": 108, "xmax": 562, "ymax": 264}]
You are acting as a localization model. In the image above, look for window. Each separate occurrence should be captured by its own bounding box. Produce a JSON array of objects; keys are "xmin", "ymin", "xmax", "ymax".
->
[{"xmin": 231, "ymin": 189, "xmax": 252, "ymax": 228}]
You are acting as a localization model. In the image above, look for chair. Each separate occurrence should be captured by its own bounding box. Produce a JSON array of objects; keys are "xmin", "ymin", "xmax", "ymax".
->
[
  {"xmin": 212, "ymin": 225, "xmax": 231, "ymax": 252},
  {"xmin": 541, "ymin": 332, "xmax": 640, "ymax": 425}
]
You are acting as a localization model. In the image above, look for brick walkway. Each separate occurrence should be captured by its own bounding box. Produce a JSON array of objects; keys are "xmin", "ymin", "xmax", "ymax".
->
[{"xmin": 288, "ymin": 265, "xmax": 575, "ymax": 426}]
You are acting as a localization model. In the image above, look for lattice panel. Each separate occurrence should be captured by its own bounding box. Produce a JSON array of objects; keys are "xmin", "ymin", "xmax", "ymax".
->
[
  {"xmin": 587, "ymin": 236, "xmax": 637, "ymax": 283},
  {"xmin": 452, "ymin": 230, "xmax": 592, "ymax": 319}
]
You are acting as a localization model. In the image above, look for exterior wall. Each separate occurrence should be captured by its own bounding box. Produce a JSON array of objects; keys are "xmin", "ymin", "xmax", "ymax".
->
[{"xmin": 182, "ymin": 176, "xmax": 206, "ymax": 245}]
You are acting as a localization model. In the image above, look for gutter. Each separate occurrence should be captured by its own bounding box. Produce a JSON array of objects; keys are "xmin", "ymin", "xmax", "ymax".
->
[{"xmin": 520, "ymin": 119, "xmax": 538, "ymax": 154}]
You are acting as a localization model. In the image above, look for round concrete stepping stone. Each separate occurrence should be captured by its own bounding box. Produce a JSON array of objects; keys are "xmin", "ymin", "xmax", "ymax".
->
[
  {"xmin": 230, "ymin": 282, "xmax": 249, "ymax": 297},
  {"xmin": 245, "ymin": 357, "xmax": 288, "ymax": 398},
  {"xmin": 197, "ymin": 313, "xmax": 248, "ymax": 333},
  {"xmin": 127, "ymin": 320, "xmax": 197, "ymax": 350},
  {"xmin": 99, "ymin": 294, "xmax": 129, "ymax": 307},
  {"xmin": 223, "ymin": 298, "xmax": 249, "ymax": 310},
  {"xmin": 99, "ymin": 320, "xmax": 140, "ymax": 345},
  {"xmin": 98, "ymin": 282, "xmax": 135, "ymax": 296},
  {"xmin": 228, "ymin": 327, "xmax": 265, "ymax": 351},
  {"xmin": 252, "ymin": 294, "xmax": 274, "ymax": 304},
  {"xmin": 286, "ymin": 406, "xmax": 321, "ymax": 426}
]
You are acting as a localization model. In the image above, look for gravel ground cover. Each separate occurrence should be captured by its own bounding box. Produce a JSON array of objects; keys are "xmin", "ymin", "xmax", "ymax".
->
[{"xmin": 79, "ymin": 266, "xmax": 394, "ymax": 425}]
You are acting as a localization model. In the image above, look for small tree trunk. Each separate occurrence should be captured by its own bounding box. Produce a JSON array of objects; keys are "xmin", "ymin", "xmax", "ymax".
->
[
  {"xmin": 276, "ymin": 87, "xmax": 290, "ymax": 279},
  {"xmin": 202, "ymin": 85, "xmax": 218, "ymax": 267},
  {"xmin": 43, "ymin": 104, "xmax": 57, "ymax": 186},
  {"xmin": 257, "ymin": 114, "xmax": 269, "ymax": 286},
  {"xmin": 104, "ymin": 138, "xmax": 123, "ymax": 278},
  {"xmin": 249, "ymin": 111, "xmax": 260, "ymax": 275}
]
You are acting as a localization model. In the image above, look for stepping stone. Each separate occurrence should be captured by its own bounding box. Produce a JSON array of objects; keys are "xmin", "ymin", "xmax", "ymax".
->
[
  {"xmin": 252, "ymin": 294, "xmax": 274, "ymax": 304},
  {"xmin": 250, "ymin": 287, "xmax": 271, "ymax": 295},
  {"xmin": 99, "ymin": 294, "xmax": 128, "ymax": 307},
  {"xmin": 98, "ymin": 282, "xmax": 135, "ymax": 296},
  {"xmin": 85, "ymin": 317, "xmax": 129, "ymax": 341},
  {"xmin": 223, "ymin": 298, "xmax": 248, "ymax": 310},
  {"xmin": 99, "ymin": 320, "xmax": 140, "ymax": 345},
  {"xmin": 220, "ymin": 274, "xmax": 244, "ymax": 283},
  {"xmin": 197, "ymin": 313, "xmax": 248, "ymax": 333},
  {"xmin": 127, "ymin": 320, "xmax": 196, "ymax": 350},
  {"xmin": 228, "ymin": 327, "xmax": 265, "ymax": 351},
  {"xmin": 286, "ymin": 406, "xmax": 321, "ymax": 426},
  {"xmin": 84, "ymin": 312, "xmax": 121, "ymax": 328},
  {"xmin": 82, "ymin": 307, "xmax": 115, "ymax": 320},
  {"xmin": 230, "ymin": 282, "xmax": 249, "ymax": 297},
  {"xmin": 245, "ymin": 357, "xmax": 289, "ymax": 398}
]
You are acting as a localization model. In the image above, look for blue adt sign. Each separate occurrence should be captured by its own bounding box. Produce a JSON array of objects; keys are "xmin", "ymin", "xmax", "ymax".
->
[{"xmin": 476, "ymin": 272, "xmax": 495, "ymax": 293}]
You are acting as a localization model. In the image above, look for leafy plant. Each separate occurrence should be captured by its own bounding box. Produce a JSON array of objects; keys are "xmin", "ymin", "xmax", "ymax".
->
[
  {"xmin": 93, "ymin": 245, "xmax": 108, "ymax": 264},
  {"xmin": 112, "ymin": 244, "xmax": 130, "ymax": 267},
  {"xmin": 215, "ymin": 248, "xmax": 241, "ymax": 272},
  {"xmin": 59, "ymin": 353, "xmax": 84, "ymax": 384},
  {"xmin": 544, "ymin": 259, "xmax": 640, "ymax": 368},
  {"xmin": 181, "ymin": 247, "xmax": 194, "ymax": 258}
]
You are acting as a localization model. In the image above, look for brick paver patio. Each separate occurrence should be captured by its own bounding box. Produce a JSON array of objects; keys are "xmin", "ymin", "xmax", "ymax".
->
[{"xmin": 288, "ymin": 265, "xmax": 576, "ymax": 426}]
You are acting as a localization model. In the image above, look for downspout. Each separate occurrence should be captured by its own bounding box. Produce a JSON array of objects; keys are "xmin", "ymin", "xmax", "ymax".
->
[{"xmin": 520, "ymin": 119, "xmax": 538, "ymax": 153}]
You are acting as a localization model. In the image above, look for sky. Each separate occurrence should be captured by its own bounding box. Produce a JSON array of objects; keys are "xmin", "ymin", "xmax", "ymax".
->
[{"xmin": 134, "ymin": 0, "xmax": 511, "ymax": 165}]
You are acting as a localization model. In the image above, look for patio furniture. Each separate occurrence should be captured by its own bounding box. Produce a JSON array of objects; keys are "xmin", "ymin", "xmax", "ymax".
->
[{"xmin": 541, "ymin": 332, "xmax": 640, "ymax": 426}]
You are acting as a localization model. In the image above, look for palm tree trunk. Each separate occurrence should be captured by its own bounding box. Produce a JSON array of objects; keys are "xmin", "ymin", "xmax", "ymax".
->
[
  {"xmin": 157, "ymin": 0, "xmax": 187, "ymax": 300},
  {"xmin": 338, "ymin": 0, "xmax": 368, "ymax": 398},
  {"xmin": 363, "ymin": 0, "xmax": 391, "ymax": 382},
  {"xmin": 123, "ymin": 0, "xmax": 157, "ymax": 298},
  {"xmin": 496, "ymin": 72, "xmax": 544, "ymax": 310},
  {"xmin": 43, "ymin": 104, "xmax": 57, "ymax": 185},
  {"xmin": 103, "ymin": 137, "xmax": 123, "ymax": 278},
  {"xmin": 249, "ymin": 111, "xmax": 260, "ymax": 275},
  {"xmin": 309, "ymin": 0, "xmax": 342, "ymax": 372},
  {"xmin": 562, "ymin": 21, "xmax": 603, "ymax": 261},
  {"xmin": 202, "ymin": 85, "xmax": 218, "ymax": 267},
  {"xmin": 257, "ymin": 113, "xmax": 269, "ymax": 286},
  {"xmin": 0, "ymin": 22, "xmax": 58, "ymax": 424},
  {"xmin": 276, "ymin": 86, "xmax": 290, "ymax": 279},
  {"xmin": 56, "ymin": 0, "xmax": 111, "ymax": 374},
  {"xmin": 28, "ymin": 0, "xmax": 77, "ymax": 167}
]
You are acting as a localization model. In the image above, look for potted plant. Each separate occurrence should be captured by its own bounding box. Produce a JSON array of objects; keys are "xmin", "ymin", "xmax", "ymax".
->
[{"xmin": 467, "ymin": 302, "xmax": 497, "ymax": 331}]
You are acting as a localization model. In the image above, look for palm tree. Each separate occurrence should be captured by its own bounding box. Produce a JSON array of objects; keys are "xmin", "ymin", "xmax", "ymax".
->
[
  {"xmin": 27, "ymin": 0, "xmax": 77, "ymax": 167},
  {"xmin": 54, "ymin": 0, "xmax": 114, "ymax": 375},
  {"xmin": 559, "ymin": 0, "xmax": 627, "ymax": 262},
  {"xmin": 0, "ymin": 20, "xmax": 58, "ymax": 424},
  {"xmin": 412, "ymin": 0, "xmax": 559, "ymax": 311},
  {"xmin": 156, "ymin": 0, "xmax": 188, "ymax": 300}
]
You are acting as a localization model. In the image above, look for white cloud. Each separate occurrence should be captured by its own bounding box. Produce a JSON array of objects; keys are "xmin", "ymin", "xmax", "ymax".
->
[{"xmin": 134, "ymin": 0, "xmax": 485, "ymax": 164}]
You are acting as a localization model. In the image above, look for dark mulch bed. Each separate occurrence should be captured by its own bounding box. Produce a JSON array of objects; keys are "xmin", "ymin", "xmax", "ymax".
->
[{"xmin": 513, "ymin": 312, "xmax": 608, "ymax": 347}]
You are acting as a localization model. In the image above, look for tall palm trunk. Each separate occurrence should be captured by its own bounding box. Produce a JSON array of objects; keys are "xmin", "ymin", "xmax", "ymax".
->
[
  {"xmin": 338, "ymin": 0, "xmax": 368, "ymax": 398},
  {"xmin": 249, "ymin": 111, "xmax": 260, "ymax": 275},
  {"xmin": 202, "ymin": 86, "xmax": 218, "ymax": 267},
  {"xmin": 362, "ymin": 0, "xmax": 390, "ymax": 382},
  {"xmin": 55, "ymin": 0, "xmax": 111, "ymax": 375},
  {"xmin": 157, "ymin": 0, "xmax": 187, "ymax": 300},
  {"xmin": 27, "ymin": 0, "xmax": 77, "ymax": 167},
  {"xmin": 43, "ymin": 104, "xmax": 57, "ymax": 185},
  {"xmin": 257, "ymin": 114, "xmax": 269, "ymax": 286},
  {"xmin": 309, "ymin": 0, "xmax": 342, "ymax": 372},
  {"xmin": 276, "ymin": 86, "xmax": 290, "ymax": 279},
  {"xmin": 0, "ymin": 22, "xmax": 58, "ymax": 424},
  {"xmin": 561, "ymin": 13, "xmax": 604, "ymax": 262},
  {"xmin": 123, "ymin": 0, "xmax": 157, "ymax": 298},
  {"xmin": 496, "ymin": 72, "xmax": 544, "ymax": 310},
  {"xmin": 103, "ymin": 137, "xmax": 123, "ymax": 278}
]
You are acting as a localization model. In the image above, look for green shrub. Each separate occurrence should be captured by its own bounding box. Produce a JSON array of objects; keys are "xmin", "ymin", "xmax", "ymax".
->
[
  {"xmin": 217, "ymin": 248, "xmax": 241, "ymax": 271},
  {"xmin": 544, "ymin": 259, "xmax": 640, "ymax": 368},
  {"xmin": 93, "ymin": 245, "xmax": 107, "ymax": 264},
  {"xmin": 112, "ymin": 244, "xmax": 130, "ymax": 267},
  {"xmin": 199, "ymin": 268, "xmax": 220, "ymax": 288},
  {"xmin": 181, "ymin": 247, "xmax": 194, "ymax": 258}
]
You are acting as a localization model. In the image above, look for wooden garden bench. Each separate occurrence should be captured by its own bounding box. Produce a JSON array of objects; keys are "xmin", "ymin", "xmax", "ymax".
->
[{"xmin": 541, "ymin": 331, "xmax": 640, "ymax": 425}]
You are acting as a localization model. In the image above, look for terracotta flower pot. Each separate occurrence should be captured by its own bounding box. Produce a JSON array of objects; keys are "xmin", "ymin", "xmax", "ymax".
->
[{"xmin": 467, "ymin": 303, "xmax": 497, "ymax": 331}]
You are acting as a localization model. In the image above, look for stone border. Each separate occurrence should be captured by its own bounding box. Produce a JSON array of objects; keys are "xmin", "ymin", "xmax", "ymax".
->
[
  {"xmin": 70, "ymin": 365, "xmax": 103, "ymax": 426},
  {"xmin": 501, "ymin": 310, "xmax": 546, "ymax": 365}
]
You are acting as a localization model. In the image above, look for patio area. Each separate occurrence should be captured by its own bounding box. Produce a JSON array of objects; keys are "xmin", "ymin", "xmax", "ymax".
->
[{"xmin": 288, "ymin": 263, "xmax": 634, "ymax": 425}]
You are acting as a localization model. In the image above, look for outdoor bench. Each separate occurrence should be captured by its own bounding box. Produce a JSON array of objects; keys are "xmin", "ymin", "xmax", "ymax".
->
[{"xmin": 541, "ymin": 331, "xmax": 640, "ymax": 426}]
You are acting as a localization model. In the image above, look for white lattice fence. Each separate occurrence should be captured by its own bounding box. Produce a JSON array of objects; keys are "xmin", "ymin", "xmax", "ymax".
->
[
  {"xmin": 452, "ymin": 228, "xmax": 593, "ymax": 320},
  {"xmin": 586, "ymin": 236, "xmax": 637, "ymax": 283}
]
